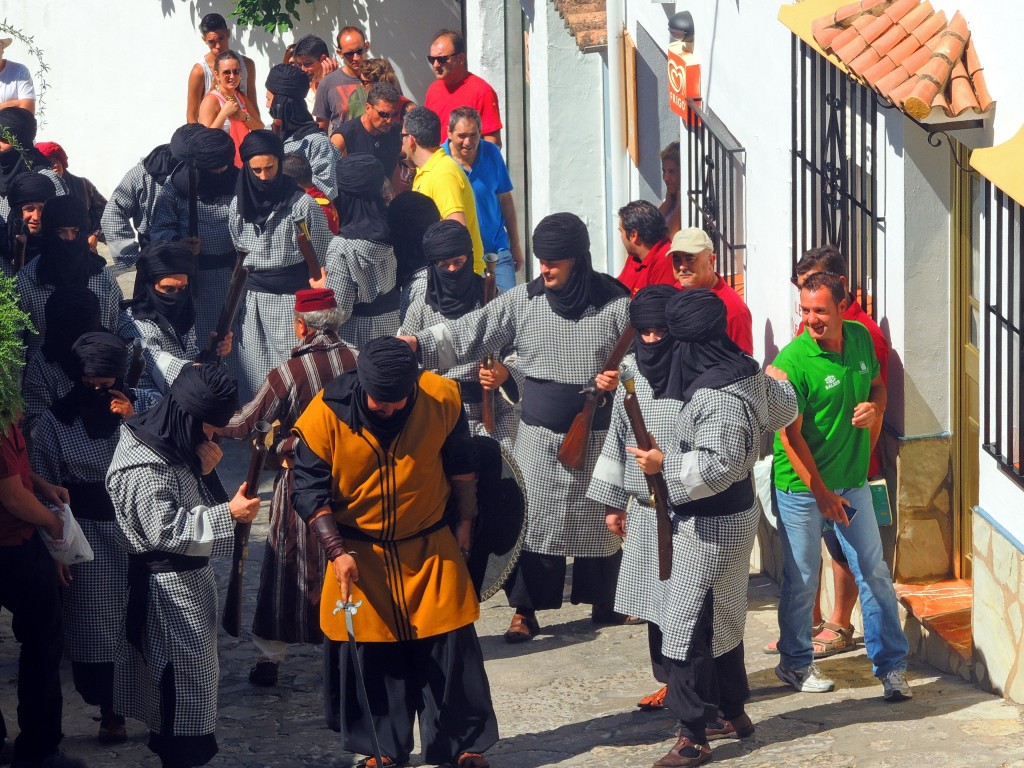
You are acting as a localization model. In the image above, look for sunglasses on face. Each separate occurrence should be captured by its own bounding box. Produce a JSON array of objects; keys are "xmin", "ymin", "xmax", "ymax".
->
[
  {"xmin": 220, "ymin": 68, "xmax": 241, "ymax": 76},
  {"xmin": 340, "ymin": 46, "xmax": 366, "ymax": 59},
  {"xmin": 371, "ymin": 105, "xmax": 397, "ymax": 120},
  {"xmin": 427, "ymin": 54, "xmax": 453, "ymax": 66}
]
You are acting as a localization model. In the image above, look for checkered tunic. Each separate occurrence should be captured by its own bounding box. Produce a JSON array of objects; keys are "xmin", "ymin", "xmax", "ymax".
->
[
  {"xmin": 21, "ymin": 356, "xmax": 73, "ymax": 439},
  {"xmin": 401, "ymin": 293, "xmax": 519, "ymax": 447},
  {"xmin": 648, "ymin": 374, "xmax": 798, "ymax": 661},
  {"xmin": 399, "ymin": 268, "xmax": 428, "ymax": 322},
  {"xmin": 150, "ymin": 179, "xmax": 237, "ymax": 352},
  {"xmin": 0, "ymin": 168, "xmax": 66, "ymax": 223},
  {"xmin": 100, "ymin": 161, "xmax": 162, "ymax": 272},
  {"xmin": 16, "ymin": 258, "xmax": 123, "ymax": 367},
  {"xmin": 106, "ymin": 426, "xmax": 235, "ymax": 737},
  {"xmin": 416, "ymin": 284, "xmax": 630, "ymax": 557},
  {"xmin": 119, "ymin": 310, "xmax": 200, "ymax": 394},
  {"xmin": 30, "ymin": 390, "xmax": 160, "ymax": 663},
  {"xmin": 324, "ymin": 237, "xmax": 399, "ymax": 350},
  {"xmin": 228, "ymin": 194, "xmax": 332, "ymax": 400},
  {"xmin": 219, "ymin": 329, "xmax": 356, "ymax": 643},
  {"xmin": 284, "ymin": 132, "xmax": 339, "ymax": 201}
]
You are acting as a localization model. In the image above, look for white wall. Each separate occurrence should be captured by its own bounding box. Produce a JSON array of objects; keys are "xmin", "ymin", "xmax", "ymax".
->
[{"xmin": 4, "ymin": 0, "xmax": 459, "ymax": 196}]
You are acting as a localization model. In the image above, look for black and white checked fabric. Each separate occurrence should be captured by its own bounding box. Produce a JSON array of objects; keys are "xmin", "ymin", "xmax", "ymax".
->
[
  {"xmin": 417, "ymin": 284, "xmax": 630, "ymax": 557},
  {"xmin": 0, "ymin": 168, "xmax": 66, "ymax": 223},
  {"xmin": 399, "ymin": 268, "xmax": 428, "ymax": 322},
  {"xmin": 284, "ymin": 132, "xmax": 340, "ymax": 200},
  {"xmin": 16, "ymin": 258, "xmax": 123, "ymax": 366},
  {"xmin": 106, "ymin": 426, "xmax": 235, "ymax": 736},
  {"xmin": 100, "ymin": 160, "xmax": 161, "ymax": 272},
  {"xmin": 650, "ymin": 374, "xmax": 798, "ymax": 661},
  {"xmin": 401, "ymin": 293, "xmax": 519, "ymax": 447},
  {"xmin": 21, "ymin": 355, "xmax": 73, "ymax": 439},
  {"xmin": 120, "ymin": 310, "xmax": 199, "ymax": 394},
  {"xmin": 325, "ymin": 236, "xmax": 399, "ymax": 350},
  {"xmin": 229, "ymin": 193, "xmax": 332, "ymax": 399}
]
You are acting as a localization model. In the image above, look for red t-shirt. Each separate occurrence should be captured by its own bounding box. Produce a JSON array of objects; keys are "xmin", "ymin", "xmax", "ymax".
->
[
  {"xmin": 304, "ymin": 185, "xmax": 340, "ymax": 235},
  {"xmin": 709, "ymin": 275, "xmax": 754, "ymax": 355},
  {"xmin": 617, "ymin": 239, "xmax": 677, "ymax": 296},
  {"xmin": 425, "ymin": 73, "xmax": 502, "ymax": 141},
  {"xmin": 0, "ymin": 422, "xmax": 35, "ymax": 545}
]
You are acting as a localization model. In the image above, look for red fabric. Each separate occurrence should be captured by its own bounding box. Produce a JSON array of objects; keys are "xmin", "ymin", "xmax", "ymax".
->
[
  {"xmin": 617, "ymin": 239, "xmax": 678, "ymax": 296},
  {"xmin": 798, "ymin": 298, "xmax": 889, "ymax": 476},
  {"xmin": 0, "ymin": 423, "xmax": 35, "ymax": 546},
  {"xmin": 425, "ymin": 73, "xmax": 503, "ymax": 140},
  {"xmin": 295, "ymin": 288, "xmax": 337, "ymax": 312},
  {"xmin": 304, "ymin": 185, "xmax": 340, "ymax": 234},
  {"xmin": 35, "ymin": 141, "xmax": 69, "ymax": 169},
  {"xmin": 709, "ymin": 275, "xmax": 754, "ymax": 355}
]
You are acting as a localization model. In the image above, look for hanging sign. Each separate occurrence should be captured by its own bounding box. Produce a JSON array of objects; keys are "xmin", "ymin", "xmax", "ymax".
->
[{"xmin": 668, "ymin": 41, "xmax": 701, "ymax": 125}]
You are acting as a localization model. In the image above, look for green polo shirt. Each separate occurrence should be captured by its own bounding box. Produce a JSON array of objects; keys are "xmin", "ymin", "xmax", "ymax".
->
[{"xmin": 772, "ymin": 321, "xmax": 879, "ymax": 492}]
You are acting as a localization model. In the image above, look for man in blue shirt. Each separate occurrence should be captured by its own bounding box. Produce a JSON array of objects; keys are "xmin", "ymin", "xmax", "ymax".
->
[{"xmin": 444, "ymin": 106, "xmax": 523, "ymax": 290}]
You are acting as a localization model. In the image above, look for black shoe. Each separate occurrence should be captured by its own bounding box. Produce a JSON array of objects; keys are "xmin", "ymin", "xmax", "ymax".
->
[
  {"xmin": 248, "ymin": 660, "xmax": 279, "ymax": 686},
  {"xmin": 13, "ymin": 751, "xmax": 89, "ymax": 768}
]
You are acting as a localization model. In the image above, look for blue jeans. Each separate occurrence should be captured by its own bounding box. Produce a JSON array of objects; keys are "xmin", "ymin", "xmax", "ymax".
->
[
  {"xmin": 494, "ymin": 248, "xmax": 516, "ymax": 292},
  {"xmin": 776, "ymin": 482, "xmax": 908, "ymax": 677}
]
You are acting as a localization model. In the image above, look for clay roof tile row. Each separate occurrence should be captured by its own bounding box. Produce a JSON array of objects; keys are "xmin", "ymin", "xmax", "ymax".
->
[{"xmin": 811, "ymin": 0, "xmax": 993, "ymax": 121}]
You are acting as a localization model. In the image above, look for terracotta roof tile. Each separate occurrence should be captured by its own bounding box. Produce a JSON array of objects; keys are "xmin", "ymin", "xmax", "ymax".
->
[
  {"xmin": 810, "ymin": 1, "xmax": 993, "ymax": 122},
  {"xmin": 552, "ymin": 0, "xmax": 607, "ymax": 52}
]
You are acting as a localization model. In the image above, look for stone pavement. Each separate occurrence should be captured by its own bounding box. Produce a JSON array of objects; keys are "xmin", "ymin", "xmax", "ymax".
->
[{"xmin": 3, "ymin": 440, "xmax": 1024, "ymax": 767}]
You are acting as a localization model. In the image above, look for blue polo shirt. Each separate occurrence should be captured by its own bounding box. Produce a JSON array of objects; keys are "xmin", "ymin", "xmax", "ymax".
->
[{"xmin": 443, "ymin": 139, "xmax": 513, "ymax": 253}]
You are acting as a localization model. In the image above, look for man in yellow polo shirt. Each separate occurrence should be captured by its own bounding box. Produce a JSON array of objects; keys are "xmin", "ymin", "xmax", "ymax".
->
[{"xmin": 401, "ymin": 106, "xmax": 485, "ymax": 273}]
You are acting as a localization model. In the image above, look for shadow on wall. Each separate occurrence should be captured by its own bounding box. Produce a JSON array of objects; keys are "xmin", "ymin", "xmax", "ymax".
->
[{"xmin": 164, "ymin": 0, "xmax": 461, "ymax": 104}]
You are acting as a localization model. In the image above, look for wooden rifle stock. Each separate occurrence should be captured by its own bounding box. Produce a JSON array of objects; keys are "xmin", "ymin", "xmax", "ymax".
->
[
  {"xmin": 294, "ymin": 218, "xmax": 324, "ymax": 284},
  {"xmin": 125, "ymin": 338, "xmax": 145, "ymax": 389},
  {"xmin": 480, "ymin": 252, "xmax": 499, "ymax": 434},
  {"xmin": 222, "ymin": 420, "xmax": 273, "ymax": 637},
  {"xmin": 207, "ymin": 249, "xmax": 250, "ymax": 356},
  {"xmin": 12, "ymin": 233, "xmax": 26, "ymax": 273},
  {"xmin": 557, "ymin": 326, "xmax": 636, "ymax": 471},
  {"xmin": 620, "ymin": 369, "xmax": 673, "ymax": 581},
  {"xmin": 187, "ymin": 163, "xmax": 199, "ymax": 240}
]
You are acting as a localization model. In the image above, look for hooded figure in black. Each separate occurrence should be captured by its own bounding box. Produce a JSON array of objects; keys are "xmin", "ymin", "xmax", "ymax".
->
[
  {"xmin": 3, "ymin": 170, "xmax": 57, "ymax": 266},
  {"xmin": 265, "ymin": 64, "xmax": 321, "ymax": 142},
  {"xmin": 169, "ymin": 126, "xmax": 238, "ymax": 202},
  {"xmin": 661, "ymin": 288, "xmax": 759, "ymax": 402},
  {"xmin": 51, "ymin": 331, "xmax": 132, "ymax": 440},
  {"xmin": 41, "ymin": 287, "xmax": 104, "ymax": 378},
  {"xmin": 422, "ymin": 219, "xmax": 481, "ymax": 319},
  {"xmin": 334, "ymin": 153, "xmax": 389, "ymax": 243},
  {"xmin": 143, "ymin": 124, "xmax": 205, "ymax": 188},
  {"xmin": 34, "ymin": 195, "xmax": 106, "ymax": 289},
  {"xmin": 388, "ymin": 191, "xmax": 440, "ymax": 288},
  {"xmin": 234, "ymin": 130, "xmax": 302, "ymax": 228},
  {"xmin": 0, "ymin": 106, "xmax": 53, "ymax": 198},
  {"xmin": 128, "ymin": 241, "xmax": 197, "ymax": 341},
  {"xmin": 630, "ymin": 283, "xmax": 678, "ymax": 398},
  {"xmin": 527, "ymin": 212, "xmax": 628, "ymax": 321}
]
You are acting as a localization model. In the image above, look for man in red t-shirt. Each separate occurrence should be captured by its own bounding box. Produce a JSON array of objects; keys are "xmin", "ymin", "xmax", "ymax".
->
[
  {"xmin": 669, "ymin": 227, "xmax": 754, "ymax": 354},
  {"xmin": 0, "ymin": 417, "xmax": 75, "ymax": 766},
  {"xmin": 424, "ymin": 29, "xmax": 502, "ymax": 147},
  {"xmin": 616, "ymin": 200, "xmax": 676, "ymax": 296}
]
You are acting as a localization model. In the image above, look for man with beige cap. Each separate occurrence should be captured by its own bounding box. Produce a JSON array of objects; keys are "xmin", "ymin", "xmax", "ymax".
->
[
  {"xmin": 0, "ymin": 39, "xmax": 35, "ymax": 113},
  {"xmin": 669, "ymin": 227, "xmax": 753, "ymax": 354}
]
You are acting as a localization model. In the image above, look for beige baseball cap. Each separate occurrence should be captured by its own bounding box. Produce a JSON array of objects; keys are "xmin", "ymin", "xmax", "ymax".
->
[{"xmin": 669, "ymin": 227, "xmax": 713, "ymax": 255}]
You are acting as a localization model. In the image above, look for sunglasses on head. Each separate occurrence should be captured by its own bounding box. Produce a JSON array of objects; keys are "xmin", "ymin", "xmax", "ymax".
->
[
  {"xmin": 340, "ymin": 46, "xmax": 366, "ymax": 59},
  {"xmin": 427, "ymin": 54, "xmax": 454, "ymax": 66}
]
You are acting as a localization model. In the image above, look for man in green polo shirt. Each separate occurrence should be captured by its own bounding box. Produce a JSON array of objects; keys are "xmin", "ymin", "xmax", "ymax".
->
[{"xmin": 772, "ymin": 271, "xmax": 911, "ymax": 701}]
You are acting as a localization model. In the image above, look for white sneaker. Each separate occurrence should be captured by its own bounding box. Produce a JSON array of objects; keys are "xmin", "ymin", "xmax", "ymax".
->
[
  {"xmin": 775, "ymin": 662, "xmax": 835, "ymax": 693},
  {"xmin": 881, "ymin": 669, "xmax": 913, "ymax": 701}
]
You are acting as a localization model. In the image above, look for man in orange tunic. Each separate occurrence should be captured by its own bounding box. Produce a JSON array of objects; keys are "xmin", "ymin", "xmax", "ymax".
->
[{"xmin": 291, "ymin": 336, "xmax": 497, "ymax": 768}]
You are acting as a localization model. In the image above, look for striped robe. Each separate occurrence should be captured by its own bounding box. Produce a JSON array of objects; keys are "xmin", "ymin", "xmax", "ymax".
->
[
  {"xmin": 217, "ymin": 329, "xmax": 356, "ymax": 644},
  {"xmin": 416, "ymin": 283, "xmax": 630, "ymax": 558}
]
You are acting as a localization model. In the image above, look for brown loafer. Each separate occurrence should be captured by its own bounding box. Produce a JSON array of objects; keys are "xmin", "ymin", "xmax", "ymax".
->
[
  {"xmin": 706, "ymin": 712, "xmax": 754, "ymax": 740},
  {"xmin": 503, "ymin": 613, "xmax": 540, "ymax": 644},
  {"xmin": 591, "ymin": 603, "xmax": 644, "ymax": 625},
  {"xmin": 637, "ymin": 685, "xmax": 668, "ymax": 710},
  {"xmin": 98, "ymin": 711, "xmax": 127, "ymax": 744},
  {"xmin": 653, "ymin": 736, "xmax": 712, "ymax": 767}
]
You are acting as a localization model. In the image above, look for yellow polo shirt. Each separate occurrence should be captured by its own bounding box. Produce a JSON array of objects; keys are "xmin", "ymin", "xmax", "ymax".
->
[{"xmin": 413, "ymin": 148, "xmax": 485, "ymax": 273}]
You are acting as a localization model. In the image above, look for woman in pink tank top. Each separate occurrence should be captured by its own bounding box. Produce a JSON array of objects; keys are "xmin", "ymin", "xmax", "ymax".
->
[{"xmin": 199, "ymin": 51, "xmax": 265, "ymax": 167}]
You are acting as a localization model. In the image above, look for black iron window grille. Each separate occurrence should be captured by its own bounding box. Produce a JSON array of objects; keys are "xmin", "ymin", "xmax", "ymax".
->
[
  {"xmin": 982, "ymin": 183, "xmax": 1024, "ymax": 487},
  {"xmin": 685, "ymin": 97, "xmax": 746, "ymax": 292},
  {"xmin": 791, "ymin": 38, "xmax": 883, "ymax": 317}
]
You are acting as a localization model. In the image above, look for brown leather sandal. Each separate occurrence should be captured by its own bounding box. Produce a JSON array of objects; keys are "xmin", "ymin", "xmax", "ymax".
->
[
  {"xmin": 812, "ymin": 621, "xmax": 857, "ymax": 658},
  {"xmin": 763, "ymin": 620, "xmax": 825, "ymax": 654},
  {"xmin": 503, "ymin": 613, "xmax": 540, "ymax": 644}
]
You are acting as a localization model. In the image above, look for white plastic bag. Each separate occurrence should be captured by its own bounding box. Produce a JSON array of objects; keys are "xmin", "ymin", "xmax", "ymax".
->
[
  {"xmin": 39, "ymin": 504, "xmax": 95, "ymax": 565},
  {"xmin": 753, "ymin": 456, "xmax": 777, "ymax": 530}
]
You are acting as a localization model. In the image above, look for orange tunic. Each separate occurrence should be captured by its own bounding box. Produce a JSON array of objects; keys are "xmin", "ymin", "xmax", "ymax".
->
[{"xmin": 293, "ymin": 371, "xmax": 479, "ymax": 642}]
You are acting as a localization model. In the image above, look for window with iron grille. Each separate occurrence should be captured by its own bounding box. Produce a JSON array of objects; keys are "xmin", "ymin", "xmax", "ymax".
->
[
  {"xmin": 790, "ymin": 38, "xmax": 883, "ymax": 317},
  {"xmin": 684, "ymin": 98, "xmax": 746, "ymax": 293},
  {"xmin": 982, "ymin": 183, "xmax": 1024, "ymax": 486}
]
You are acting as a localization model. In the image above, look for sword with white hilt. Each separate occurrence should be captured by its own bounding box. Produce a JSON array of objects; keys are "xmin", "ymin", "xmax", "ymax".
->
[{"xmin": 333, "ymin": 600, "xmax": 385, "ymax": 766}]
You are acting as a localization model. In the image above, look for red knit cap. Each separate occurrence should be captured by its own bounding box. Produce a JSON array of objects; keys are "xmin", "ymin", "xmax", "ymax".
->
[
  {"xmin": 294, "ymin": 288, "xmax": 336, "ymax": 312},
  {"xmin": 35, "ymin": 141, "xmax": 69, "ymax": 169}
]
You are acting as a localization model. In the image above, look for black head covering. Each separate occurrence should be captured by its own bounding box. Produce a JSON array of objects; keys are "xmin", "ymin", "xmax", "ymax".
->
[
  {"xmin": 51, "ymin": 331, "xmax": 131, "ymax": 439},
  {"xmin": 143, "ymin": 124, "xmax": 203, "ymax": 185},
  {"xmin": 129, "ymin": 241, "xmax": 196, "ymax": 338},
  {"xmin": 0, "ymin": 107, "xmax": 37, "ymax": 148},
  {"xmin": 126, "ymin": 364, "xmax": 238, "ymax": 475},
  {"xmin": 661, "ymin": 288, "xmax": 759, "ymax": 402},
  {"xmin": 422, "ymin": 220, "xmax": 481, "ymax": 319},
  {"xmin": 0, "ymin": 107, "xmax": 51, "ymax": 196},
  {"xmin": 35, "ymin": 196, "xmax": 105, "ymax": 288},
  {"xmin": 170, "ymin": 127, "xmax": 238, "ymax": 201},
  {"xmin": 387, "ymin": 191, "xmax": 439, "ymax": 284},
  {"xmin": 234, "ymin": 130, "xmax": 301, "ymax": 227},
  {"xmin": 629, "ymin": 284, "xmax": 678, "ymax": 398},
  {"xmin": 7, "ymin": 171, "xmax": 56, "ymax": 210},
  {"xmin": 335, "ymin": 154, "xmax": 389, "ymax": 243},
  {"xmin": 266, "ymin": 64, "xmax": 319, "ymax": 141},
  {"xmin": 527, "ymin": 212, "xmax": 628, "ymax": 321},
  {"xmin": 41, "ymin": 287, "xmax": 103, "ymax": 376}
]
